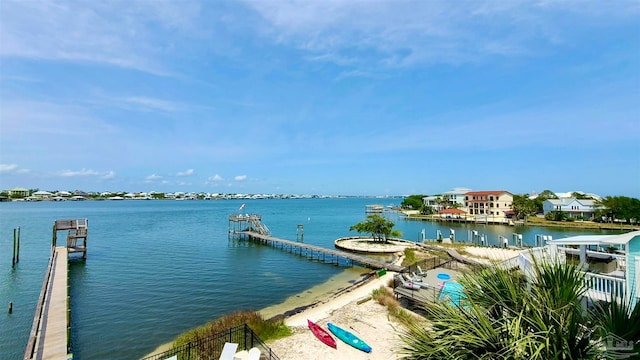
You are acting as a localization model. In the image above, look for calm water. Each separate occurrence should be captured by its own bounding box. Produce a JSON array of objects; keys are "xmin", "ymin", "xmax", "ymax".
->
[{"xmin": 0, "ymin": 198, "xmax": 618, "ymax": 359}]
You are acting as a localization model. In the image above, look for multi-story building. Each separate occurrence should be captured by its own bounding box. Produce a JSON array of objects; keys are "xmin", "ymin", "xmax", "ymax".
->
[
  {"xmin": 464, "ymin": 190, "xmax": 513, "ymax": 217},
  {"xmin": 423, "ymin": 187, "xmax": 471, "ymax": 212}
]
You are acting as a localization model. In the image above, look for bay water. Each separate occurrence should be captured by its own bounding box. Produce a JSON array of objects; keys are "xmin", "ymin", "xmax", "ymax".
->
[{"xmin": 0, "ymin": 198, "xmax": 618, "ymax": 359}]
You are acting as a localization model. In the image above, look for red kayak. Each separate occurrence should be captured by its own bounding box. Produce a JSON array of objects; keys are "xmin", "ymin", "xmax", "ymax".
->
[{"xmin": 308, "ymin": 319, "xmax": 337, "ymax": 348}]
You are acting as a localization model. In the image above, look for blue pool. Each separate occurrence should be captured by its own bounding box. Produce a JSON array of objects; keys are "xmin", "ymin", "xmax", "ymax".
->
[{"xmin": 438, "ymin": 282, "xmax": 466, "ymax": 307}]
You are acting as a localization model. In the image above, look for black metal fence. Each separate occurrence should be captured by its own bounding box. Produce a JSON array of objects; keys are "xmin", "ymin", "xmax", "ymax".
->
[{"xmin": 141, "ymin": 324, "xmax": 280, "ymax": 360}]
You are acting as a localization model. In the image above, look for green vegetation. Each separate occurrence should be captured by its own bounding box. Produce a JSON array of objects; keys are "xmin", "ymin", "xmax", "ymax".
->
[
  {"xmin": 596, "ymin": 196, "xmax": 640, "ymax": 224},
  {"xmin": 172, "ymin": 310, "xmax": 291, "ymax": 350},
  {"xmin": 372, "ymin": 286, "xmax": 417, "ymax": 325},
  {"xmin": 401, "ymin": 195, "xmax": 425, "ymax": 211},
  {"xmin": 398, "ymin": 260, "xmax": 639, "ymax": 359},
  {"xmin": 403, "ymin": 248, "xmax": 416, "ymax": 264},
  {"xmin": 349, "ymin": 214, "xmax": 400, "ymax": 243}
]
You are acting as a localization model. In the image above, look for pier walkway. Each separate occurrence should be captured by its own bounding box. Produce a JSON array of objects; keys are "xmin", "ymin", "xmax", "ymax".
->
[
  {"xmin": 238, "ymin": 231, "xmax": 405, "ymax": 273},
  {"xmin": 25, "ymin": 219, "xmax": 86, "ymax": 360},
  {"xmin": 24, "ymin": 247, "xmax": 70, "ymax": 360}
]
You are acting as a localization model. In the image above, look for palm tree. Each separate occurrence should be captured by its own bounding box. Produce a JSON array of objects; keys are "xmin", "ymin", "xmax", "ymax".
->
[{"xmin": 398, "ymin": 259, "xmax": 640, "ymax": 359}]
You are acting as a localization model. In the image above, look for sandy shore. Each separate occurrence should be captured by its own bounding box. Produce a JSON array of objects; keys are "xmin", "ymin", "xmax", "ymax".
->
[
  {"xmin": 267, "ymin": 270, "xmax": 405, "ymax": 360},
  {"xmin": 461, "ymin": 246, "xmax": 521, "ymax": 264}
]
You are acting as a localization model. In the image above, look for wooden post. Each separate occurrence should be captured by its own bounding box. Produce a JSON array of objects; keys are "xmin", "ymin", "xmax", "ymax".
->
[
  {"xmin": 16, "ymin": 227, "xmax": 20, "ymax": 263},
  {"xmin": 12, "ymin": 230, "xmax": 16, "ymax": 267},
  {"xmin": 8, "ymin": 302, "xmax": 12, "ymax": 314}
]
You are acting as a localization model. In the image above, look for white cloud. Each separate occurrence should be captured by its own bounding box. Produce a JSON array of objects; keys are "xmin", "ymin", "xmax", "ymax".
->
[
  {"xmin": 0, "ymin": 164, "xmax": 18, "ymax": 173},
  {"xmin": 176, "ymin": 169, "xmax": 195, "ymax": 177},
  {"xmin": 101, "ymin": 171, "xmax": 116, "ymax": 180},
  {"xmin": 209, "ymin": 174, "xmax": 224, "ymax": 181},
  {"xmin": 0, "ymin": 0, "xmax": 203, "ymax": 75},
  {"xmin": 234, "ymin": 175, "xmax": 247, "ymax": 181},
  {"xmin": 146, "ymin": 174, "xmax": 163, "ymax": 181},
  {"xmin": 57, "ymin": 168, "xmax": 100, "ymax": 177},
  {"xmin": 245, "ymin": 0, "xmax": 640, "ymax": 67}
]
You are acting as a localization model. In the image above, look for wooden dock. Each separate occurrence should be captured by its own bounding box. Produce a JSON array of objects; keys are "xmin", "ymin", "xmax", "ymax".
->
[
  {"xmin": 24, "ymin": 247, "xmax": 71, "ymax": 360},
  {"xmin": 24, "ymin": 219, "xmax": 87, "ymax": 360},
  {"xmin": 237, "ymin": 231, "xmax": 405, "ymax": 273}
]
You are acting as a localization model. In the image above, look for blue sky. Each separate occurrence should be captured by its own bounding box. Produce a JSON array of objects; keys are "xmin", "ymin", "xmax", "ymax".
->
[{"xmin": 1, "ymin": 0, "xmax": 639, "ymax": 197}]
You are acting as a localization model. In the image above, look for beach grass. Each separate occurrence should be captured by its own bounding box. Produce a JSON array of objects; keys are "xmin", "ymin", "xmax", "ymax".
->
[{"xmin": 172, "ymin": 310, "xmax": 292, "ymax": 349}]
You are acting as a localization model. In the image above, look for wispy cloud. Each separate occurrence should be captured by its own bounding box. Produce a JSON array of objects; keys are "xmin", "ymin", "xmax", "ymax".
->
[
  {"xmin": 101, "ymin": 171, "xmax": 116, "ymax": 180},
  {"xmin": 124, "ymin": 97, "xmax": 179, "ymax": 112},
  {"xmin": 146, "ymin": 174, "xmax": 163, "ymax": 181},
  {"xmin": 0, "ymin": 164, "xmax": 19, "ymax": 173},
  {"xmin": 57, "ymin": 168, "xmax": 101, "ymax": 177},
  {"xmin": 176, "ymin": 169, "xmax": 195, "ymax": 177},
  {"xmin": 209, "ymin": 174, "xmax": 224, "ymax": 182},
  {"xmin": 245, "ymin": 0, "xmax": 640, "ymax": 67},
  {"xmin": 0, "ymin": 0, "xmax": 203, "ymax": 76},
  {"xmin": 234, "ymin": 175, "xmax": 247, "ymax": 181}
]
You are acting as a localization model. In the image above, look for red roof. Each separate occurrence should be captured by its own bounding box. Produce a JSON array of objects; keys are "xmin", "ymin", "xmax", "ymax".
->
[
  {"xmin": 438, "ymin": 208, "xmax": 467, "ymax": 215},
  {"xmin": 465, "ymin": 191, "xmax": 511, "ymax": 196}
]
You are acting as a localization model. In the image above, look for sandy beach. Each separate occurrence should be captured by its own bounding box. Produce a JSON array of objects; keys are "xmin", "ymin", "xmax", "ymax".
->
[{"xmin": 267, "ymin": 270, "xmax": 406, "ymax": 360}]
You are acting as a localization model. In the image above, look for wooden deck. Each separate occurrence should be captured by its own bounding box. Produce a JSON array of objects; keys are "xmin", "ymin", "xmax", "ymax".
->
[
  {"xmin": 25, "ymin": 247, "xmax": 70, "ymax": 360},
  {"xmin": 238, "ymin": 231, "xmax": 405, "ymax": 272}
]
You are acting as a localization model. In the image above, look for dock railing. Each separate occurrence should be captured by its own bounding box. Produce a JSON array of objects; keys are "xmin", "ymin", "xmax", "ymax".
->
[
  {"xmin": 24, "ymin": 247, "xmax": 58, "ymax": 360},
  {"xmin": 141, "ymin": 324, "xmax": 279, "ymax": 360}
]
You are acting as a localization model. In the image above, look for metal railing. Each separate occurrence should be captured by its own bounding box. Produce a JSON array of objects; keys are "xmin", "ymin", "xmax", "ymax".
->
[{"xmin": 141, "ymin": 324, "xmax": 279, "ymax": 360}]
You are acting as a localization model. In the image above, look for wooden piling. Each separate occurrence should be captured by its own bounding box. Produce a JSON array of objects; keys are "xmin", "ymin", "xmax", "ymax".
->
[
  {"xmin": 8, "ymin": 302, "xmax": 12, "ymax": 314},
  {"xmin": 16, "ymin": 227, "xmax": 20, "ymax": 263},
  {"xmin": 12, "ymin": 228, "xmax": 17, "ymax": 267}
]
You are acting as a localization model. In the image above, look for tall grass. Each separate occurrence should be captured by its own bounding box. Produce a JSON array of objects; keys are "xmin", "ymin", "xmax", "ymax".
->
[{"xmin": 173, "ymin": 310, "xmax": 291, "ymax": 349}]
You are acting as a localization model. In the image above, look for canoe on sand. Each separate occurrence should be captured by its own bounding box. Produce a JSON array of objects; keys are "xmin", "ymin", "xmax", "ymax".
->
[
  {"xmin": 307, "ymin": 319, "xmax": 337, "ymax": 349},
  {"xmin": 327, "ymin": 322, "xmax": 372, "ymax": 353}
]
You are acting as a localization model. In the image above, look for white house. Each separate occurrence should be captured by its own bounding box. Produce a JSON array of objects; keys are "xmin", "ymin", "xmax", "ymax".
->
[
  {"xmin": 423, "ymin": 187, "xmax": 471, "ymax": 212},
  {"xmin": 543, "ymin": 198, "xmax": 600, "ymax": 220}
]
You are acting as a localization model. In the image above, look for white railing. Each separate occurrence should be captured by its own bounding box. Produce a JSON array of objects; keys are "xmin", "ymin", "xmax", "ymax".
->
[{"xmin": 584, "ymin": 272, "xmax": 626, "ymax": 301}]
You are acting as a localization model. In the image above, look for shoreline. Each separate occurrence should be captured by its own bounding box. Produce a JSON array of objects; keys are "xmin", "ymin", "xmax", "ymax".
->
[
  {"xmin": 144, "ymin": 243, "xmax": 521, "ymax": 359},
  {"xmin": 143, "ymin": 266, "xmax": 374, "ymax": 358}
]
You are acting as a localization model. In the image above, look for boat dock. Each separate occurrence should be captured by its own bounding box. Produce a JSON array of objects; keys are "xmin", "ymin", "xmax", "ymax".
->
[
  {"xmin": 240, "ymin": 231, "xmax": 405, "ymax": 272},
  {"xmin": 24, "ymin": 219, "xmax": 88, "ymax": 360},
  {"xmin": 229, "ymin": 214, "xmax": 405, "ymax": 272}
]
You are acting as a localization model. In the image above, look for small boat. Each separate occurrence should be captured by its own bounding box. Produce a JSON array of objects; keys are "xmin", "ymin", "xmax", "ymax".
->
[
  {"xmin": 327, "ymin": 322, "xmax": 372, "ymax": 353},
  {"xmin": 307, "ymin": 319, "xmax": 337, "ymax": 348}
]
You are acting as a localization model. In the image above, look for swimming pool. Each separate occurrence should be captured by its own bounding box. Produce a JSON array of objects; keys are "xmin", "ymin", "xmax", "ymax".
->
[{"xmin": 438, "ymin": 282, "xmax": 466, "ymax": 307}]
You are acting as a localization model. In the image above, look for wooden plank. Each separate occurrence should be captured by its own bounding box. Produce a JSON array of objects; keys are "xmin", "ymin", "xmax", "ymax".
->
[{"xmin": 37, "ymin": 247, "xmax": 69, "ymax": 360}]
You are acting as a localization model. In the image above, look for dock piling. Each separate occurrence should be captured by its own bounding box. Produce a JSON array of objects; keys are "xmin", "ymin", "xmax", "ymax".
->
[
  {"xmin": 8, "ymin": 302, "xmax": 12, "ymax": 314},
  {"xmin": 12, "ymin": 227, "xmax": 20, "ymax": 267}
]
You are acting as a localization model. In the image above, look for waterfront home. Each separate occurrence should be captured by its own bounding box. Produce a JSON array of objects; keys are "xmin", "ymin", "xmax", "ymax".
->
[
  {"xmin": 501, "ymin": 231, "xmax": 639, "ymax": 307},
  {"xmin": 464, "ymin": 190, "xmax": 513, "ymax": 218},
  {"xmin": 547, "ymin": 231, "xmax": 640, "ymax": 306},
  {"xmin": 542, "ymin": 198, "xmax": 600, "ymax": 220},
  {"xmin": 422, "ymin": 187, "xmax": 472, "ymax": 212},
  {"xmin": 33, "ymin": 190, "xmax": 53, "ymax": 200},
  {"xmin": 8, "ymin": 187, "xmax": 30, "ymax": 197}
]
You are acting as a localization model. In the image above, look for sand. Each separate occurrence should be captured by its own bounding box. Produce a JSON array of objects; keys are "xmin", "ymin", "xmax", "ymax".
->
[
  {"xmin": 267, "ymin": 270, "xmax": 406, "ymax": 360},
  {"xmin": 461, "ymin": 246, "xmax": 521, "ymax": 264}
]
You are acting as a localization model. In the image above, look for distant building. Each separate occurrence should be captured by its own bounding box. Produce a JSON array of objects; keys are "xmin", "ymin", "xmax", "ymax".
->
[
  {"xmin": 33, "ymin": 190, "xmax": 53, "ymax": 200},
  {"xmin": 8, "ymin": 187, "xmax": 30, "ymax": 197},
  {"xmin": 543, "ymin": 198, "xmax": 600, "ymax": 220},
  {"xmin": 464, "ymin": 191, "xmax": 513, "ymax": 218},
  {"xmin": 423, "ymin": 187, "xmax": 471, "ymax": 212}
]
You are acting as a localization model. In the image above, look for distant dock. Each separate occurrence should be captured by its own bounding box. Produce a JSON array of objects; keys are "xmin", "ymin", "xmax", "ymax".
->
[{"xmin": 229, "ymin": 214, "xmax": 405, "ymax": 273}]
